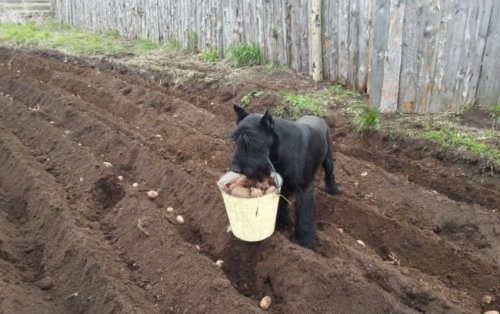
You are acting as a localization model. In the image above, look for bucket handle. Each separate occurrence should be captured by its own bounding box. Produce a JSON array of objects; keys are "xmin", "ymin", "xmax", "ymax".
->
[
  {"xmin": 254, "ymin": 159, "xmax": 289, "ymax": 216},
  {"xmin": 267, "ymin": 158, "xmax": 279, "ymax": 188}
]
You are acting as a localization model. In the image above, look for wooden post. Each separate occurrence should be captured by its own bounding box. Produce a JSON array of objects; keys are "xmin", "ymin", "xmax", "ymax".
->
[{"xmin": 310, "ymin": 0, "xmax": 323, "ymax": 81}]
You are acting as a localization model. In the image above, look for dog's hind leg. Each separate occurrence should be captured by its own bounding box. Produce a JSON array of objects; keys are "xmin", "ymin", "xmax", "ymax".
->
[
  {"xmin": 322, "ymin": 130, "xmax": 341, "ymax": 195},
  {"xmin": 295, "ymin": 185, "xmax": 316, "ymax": 248}
]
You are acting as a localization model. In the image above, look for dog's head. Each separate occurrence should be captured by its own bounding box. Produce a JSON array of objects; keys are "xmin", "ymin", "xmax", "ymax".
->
[{"xmin": 229, "ymin": 105, "xmax": 275, "ymax": 180}]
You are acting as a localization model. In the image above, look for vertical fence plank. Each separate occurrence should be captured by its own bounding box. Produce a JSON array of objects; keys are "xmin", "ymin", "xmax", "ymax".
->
[
  {"xmin": 414, "ymin": 0, "xmax": 441, "ymax": 113},
  {"xmin": 398, "ymin": 0, "xmax": 423, "ymax": 112},
  {"xmin": 337, "ymin": 0, "xmax": 350, "ymax": 84},
  {"xmin": 461, "ymin": 0, "xmax": 493, "ymax": 106},
  {"xmin": 356, "ymin": 0, "xmax": 372, "ymax": 91},
  {"xmin": 476, "ymin": 1, "xmax": 500, "ymax": 106},
  {"xmin": 348, "ymin": 0, "xmax": 358, "ymax": 87},
  {"xmin": 368, "ymin": 0, "xmax": 390, "ymax": 107},
  {"xmin": 379, "ymin": 0, "xmax": 404, "ymax": 113}
]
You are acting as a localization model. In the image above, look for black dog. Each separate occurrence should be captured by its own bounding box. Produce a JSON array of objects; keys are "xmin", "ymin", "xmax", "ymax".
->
[{"xmin": 229, "ymin": 105, "xmax": 340, "ymax": 248}]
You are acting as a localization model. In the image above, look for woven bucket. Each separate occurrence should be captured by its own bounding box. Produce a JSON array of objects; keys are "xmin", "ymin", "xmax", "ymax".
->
[{"xmin": 217, "ymin": 171, "xmax": 283, "ymax": 242}]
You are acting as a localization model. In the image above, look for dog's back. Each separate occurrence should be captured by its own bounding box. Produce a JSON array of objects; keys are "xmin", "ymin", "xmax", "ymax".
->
[{"xmin": 296, "ymin": 115, "xmax": 328, "ymax": 133}]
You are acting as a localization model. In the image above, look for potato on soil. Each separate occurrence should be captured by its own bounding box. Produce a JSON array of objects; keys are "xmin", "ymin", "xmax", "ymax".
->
[
  {"xmin": 146, "ymin": 190, "xmax": 159, "ymax": 199},
  {"xmin": 259, "ymin": 296, "xmax": 272, "ymax": 310}
]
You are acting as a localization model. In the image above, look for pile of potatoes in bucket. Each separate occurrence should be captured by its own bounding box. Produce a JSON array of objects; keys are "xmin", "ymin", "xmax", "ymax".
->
[{"xmin": 223, "ymin": 176, "xmax": 276, "ymax": 197}]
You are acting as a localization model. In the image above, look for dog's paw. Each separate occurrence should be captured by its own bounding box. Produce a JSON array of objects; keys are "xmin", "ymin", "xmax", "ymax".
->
[
  {"xmin": 327, "ymin": 185, "xmax": 342, "ymax": 195},
  {"xmin": 295, "ymin": 233, "xmax": 317, "ymax": 249},
  {"xmin": 296, "ymin": 238, "xmax": 316, "ymax": 250}
]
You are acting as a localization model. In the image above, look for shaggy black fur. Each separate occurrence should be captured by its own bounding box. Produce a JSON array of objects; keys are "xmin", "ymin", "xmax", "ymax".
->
[{"xmin": 229, "ymin": 105, "xmax": 340, "ymax": 248}]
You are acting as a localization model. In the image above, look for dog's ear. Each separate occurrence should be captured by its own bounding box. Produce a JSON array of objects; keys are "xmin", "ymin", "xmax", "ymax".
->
[
  {"xmin": 260, "ymin": 110, "xmax": 274, "ymax": 130},
  {"xmin": 234, "ymin": 105, "xmax": 249, "ymax": 124}
]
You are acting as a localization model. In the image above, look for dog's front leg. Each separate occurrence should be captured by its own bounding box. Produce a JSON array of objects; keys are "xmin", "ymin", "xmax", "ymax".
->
[{"xmin": 295, "ymin": 184, "xmax": 316, "ymax": 248}]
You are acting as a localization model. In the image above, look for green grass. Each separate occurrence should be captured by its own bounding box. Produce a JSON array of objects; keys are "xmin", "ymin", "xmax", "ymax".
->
[
  {"xmin": 239, "ymin": 90, "xmax": 263, "ymax": 108},
  {"xmin": 0, "ymin": 22, "xmax": 127, "ymax": 55},
  {"xmin": 275, "ymin": 92, "xmax": 327, "ymax": 119},
  {"xmin": 0, "ymin": 22, "xmax": 52, "ymax": 44},
  {"xmin": 324, "ymin": 84, "xmax": 361, "ymax": 99},
  {"xmin": 135, "ymin": 38, "xmax": 161, "ymax": 52},
  {"xmin": 187, "ymin": 32, "xmax": 198, "ymax": 53},
  {"xmin": 201, "ymin": 49, "xmax": 219, "ymax": 63},
  {"xmin": 491, "ymin": 104, "xmax": 500, "ymax": 119},
  {"xmin": 227, "ymin": 43, "xmax": 262, "ymax": 68},
  {"xmin": 0, "ymin": 21, "xmax": 182, "ymax": 56},
  {"xmin": 423, "ymin": 128, "xmax": 500, "ymax": 167},
  {"xmin": 354, "ymin": 106, "xmax": 380, "ymax": 131},
  {"xmin": 263, "ymin": 60, "xmax": 292, "ymax": 74}
]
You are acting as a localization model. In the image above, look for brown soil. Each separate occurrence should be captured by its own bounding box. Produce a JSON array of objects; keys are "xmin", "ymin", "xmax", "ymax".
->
[
  {"xmin": 0, "ymin": 47, "xmax": 499, "ymax": 314},
  {"xmin": 461, "ymin": 106, "xmax": 497, "ymax": 130}
]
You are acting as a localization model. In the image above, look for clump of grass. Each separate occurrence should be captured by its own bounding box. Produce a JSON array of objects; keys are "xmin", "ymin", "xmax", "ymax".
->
[
  {"xmin": 201, "ymin": 49, "xmax": 219, "ymax": 63},
  {"xmin": 354, "ymin": 106, "xmax": 380, "ymax": 131},
  {"xmin": 134, "ymin": 38, "xmax": 160, "ymax": 52},
  {"xmin": 423, "ymin": 128, "xmax": 500, "ymax": 168},
  {"xmin": 0, "ymin": 22, "xmax": 127, "ymax": 55},
  {"xmin": 227, "ymin": 43, "xmax": 262, "ymax": 68},
  {"xmin": 264, "ymin": 60, "xmax": 292, "ymax": 74},
  {"xmin": 275, "ymin": 92, "xmax": 327, "ymax": 119},
  {"xmin": 324, "ymin": 84, "xmax": 361, "ymax": 99},
  {"xmin": 187, "ymin": 31, "xmax": 198, "ymax": 53},
  {"xmin": 239, "ymin": 90, "xmax": 264, "ymax": 108},
  {"xmin": 165, "ymin": 37, "xmax": 182, "ymax": 51},
  {"xmin": 0, "ymin": 22, "xmax": 51, "ymax": 44},
  {"xmin": 490, "ymin": 104, "xmax": 500, "ymax": 119}
]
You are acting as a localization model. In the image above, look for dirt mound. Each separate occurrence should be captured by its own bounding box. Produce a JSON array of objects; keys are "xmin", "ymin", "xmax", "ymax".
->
[{"xmin": 0, "ymin": 47, "xmax": 499, "ymax": 313}]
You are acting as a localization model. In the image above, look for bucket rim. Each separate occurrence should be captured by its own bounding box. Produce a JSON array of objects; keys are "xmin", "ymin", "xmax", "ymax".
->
[
  {"xmin": 218, "ymin": 185, "xmax": 281, "ymax": 199},
  {"xmin": 217, "ymin": 171, "xmax": 283, "ymax": 199}
]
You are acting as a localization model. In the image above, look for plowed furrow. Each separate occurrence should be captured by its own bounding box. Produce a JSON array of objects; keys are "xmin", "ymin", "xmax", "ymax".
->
[{"xmin": 0, "ymin": 118, "xmax": 158, "ymax": 313}]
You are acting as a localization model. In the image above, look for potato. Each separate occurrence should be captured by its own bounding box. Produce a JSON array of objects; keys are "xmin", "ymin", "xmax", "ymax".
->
[
  {"xmin": 265, "ymin": 186, "xmax": 276, "ymax": 194},
  {"xmin": 224, "ymin": 175, "xmax": 277, "ymax": 197},
  {"xmin": 146, "ymin": 190, "xmax": 159, "ymax": 199},
  {"xmin": 229, "ymin": 176, "xmax": 247, "ymax": 188},
  {"xmin": 259, "ymin": 296, "xmax": 272, "ymax": 311},
  {"xmin": 215, "ymin": 259, "xmax": 224, "ymax": 267},
  {"xmin": 231, "ymin": 186, "xmax": 251, "ymax": 197},
  {"xmin": 250, "ymin": 187, "xmax": 263, "ymax": 197}
]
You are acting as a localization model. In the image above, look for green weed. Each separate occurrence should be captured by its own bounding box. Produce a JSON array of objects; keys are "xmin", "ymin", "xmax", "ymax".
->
[
  {"xmin": 134, "ymin": 38, "xmax": 160, "ymax": 52},
  {"xmin": 264, "ymin": 60, "xmax": 292, "ymax": 74},
  {"xmin": 187, "ymin": 32, "xmax": 198, "ymax": 53},
  {"xmin": 227, "ymin": 43, "xmax": 262, "ymax": 68},
  {"xmin": 201, "ymin": 49, "xmax": 219, "ymax": 63},
  {"xmin": 490, "ymin": 104, "xmax": 500, "ymax": 119},
  {"xmin": 275, "ymin": 92, "xmax": 326, "ymax": 119},
  {"xmin": 423, "ymin": 128, "xmax": 500, "ymax": 167},
  {"xmin": 354, "ymin": 106, "xmax": 380, "ymax": 131},
  {"xmin": 239, "ymin": 91, "xmax": 264, "ymax": 108},
  {"xmin": 324, "ymin": 84, "xmax": 361, "ymax": 99}
]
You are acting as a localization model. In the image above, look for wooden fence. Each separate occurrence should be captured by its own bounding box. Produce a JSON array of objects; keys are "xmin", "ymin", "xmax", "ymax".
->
[
  {"xmin": 50, "ymin": 0, "xmax": 499, "ymax": 113},
  {"xmin": 0, "ymin": 0, "xmax": 53, "ymax": 23}
]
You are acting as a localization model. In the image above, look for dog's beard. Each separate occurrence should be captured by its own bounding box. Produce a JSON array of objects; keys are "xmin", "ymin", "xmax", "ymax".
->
[{"xmin": 231, "ymin": 156, "xmax": 271, "ymax": 181}]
